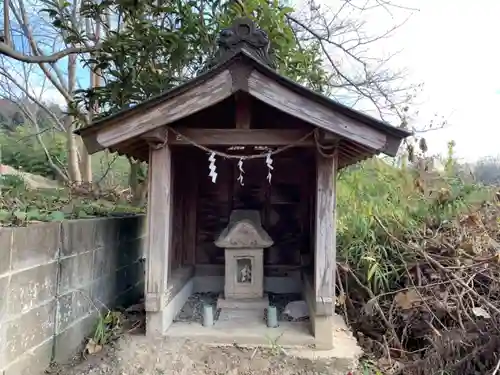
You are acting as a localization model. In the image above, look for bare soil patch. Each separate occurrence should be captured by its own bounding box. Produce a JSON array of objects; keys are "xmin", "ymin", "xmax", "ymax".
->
[{"xmin": 48, "ymin": 334, "xmax": 351, "ymax": 375}]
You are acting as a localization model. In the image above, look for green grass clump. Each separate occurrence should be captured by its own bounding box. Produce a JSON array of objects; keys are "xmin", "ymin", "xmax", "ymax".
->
[
  {"xmin": 0, "ymin": 180, "xmax": 144, "ymax": 226},
  {"xmin": 336, "ymin": 157, "xmax": 492, "ymax": 294}
]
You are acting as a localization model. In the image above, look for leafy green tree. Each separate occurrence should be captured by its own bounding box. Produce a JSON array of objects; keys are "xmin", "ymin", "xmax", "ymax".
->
[{"xmin": 67, "ymin": 0, "xmax": 330, "ymax": 115}]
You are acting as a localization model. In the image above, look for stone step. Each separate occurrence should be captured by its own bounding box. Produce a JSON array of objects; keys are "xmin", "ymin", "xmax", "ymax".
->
[
  {"xmin": 217, "ymin": 294, "xmax": 269, "ymax": 310},
  {"xmin": 217, "ymin": 308, "xmax": 265, "ymax": 325}
]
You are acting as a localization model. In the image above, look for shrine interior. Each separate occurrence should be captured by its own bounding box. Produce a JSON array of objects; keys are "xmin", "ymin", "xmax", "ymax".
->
[{"xmin": 167, "ymin": 97, "xmax": 318, "ymax": 294}]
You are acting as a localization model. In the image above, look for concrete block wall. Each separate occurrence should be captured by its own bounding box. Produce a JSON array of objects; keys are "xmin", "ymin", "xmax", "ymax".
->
[{"xmin": 0, "ymin": 215, "xmax": 145, "ymax": 375}]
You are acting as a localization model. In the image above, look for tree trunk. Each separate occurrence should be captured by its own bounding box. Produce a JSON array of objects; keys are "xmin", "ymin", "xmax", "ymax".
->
[
  {"xmin": 129, "ymin": 159, "xmax": 147, "ymax": 206},
  {"xmin": 81, "ymin": 9, "xmax": 104, "ymax": 185},
  {"xmin": 66, "ymin": 53, "xmax": 82, "ymax": 184},
  {"xmin": 79, "ymin": 139, "xmax": 92, "ymax": 183},
  {"xmin": 66, "ymin": 115, "xmax": 82, "ymax": 183}
]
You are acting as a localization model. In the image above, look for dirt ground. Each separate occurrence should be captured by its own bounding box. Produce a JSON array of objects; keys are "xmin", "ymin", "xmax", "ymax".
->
[{"xmin": 48, "ymin": 334, "xmax": 353, "ymax": 375}]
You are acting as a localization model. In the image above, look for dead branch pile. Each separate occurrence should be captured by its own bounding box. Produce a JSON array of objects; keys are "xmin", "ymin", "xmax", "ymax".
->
[{"xmin": 338, "ymin": 202, "xmax": 500, "ymax": 375}]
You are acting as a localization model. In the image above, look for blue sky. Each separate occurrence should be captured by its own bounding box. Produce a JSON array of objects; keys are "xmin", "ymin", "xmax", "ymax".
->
[{"xmin": 9, "ymin": 25, "xmax": 90, "ymax": 93}]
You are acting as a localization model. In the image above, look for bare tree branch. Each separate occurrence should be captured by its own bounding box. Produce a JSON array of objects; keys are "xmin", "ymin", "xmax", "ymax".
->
[
  {"xmin": 284, "ymin": 0, "xmax": 418, "ymax": 126},
  {"xmin": 9, "ymin": 1, "xmax": 73, "ymax": 102},
  {"xmin": 3, "ymin": 0, "xmax": 12, "ymax": 46},
  {"xmin": 0, "ymin": 42, "xmax": 96, "ymax": 63},
  {"xmin": 0, "ymin": 69, "xmax": 65, "ymax": 132},
  {"xmin": 0, "ymin": 58, "xmax": 69, "ymax": 181}
]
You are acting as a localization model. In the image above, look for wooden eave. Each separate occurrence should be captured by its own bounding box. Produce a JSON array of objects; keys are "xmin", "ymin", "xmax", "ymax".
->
[{"xmin": 75, "ymin": 50, "xmax": 412, "ymax": 162}]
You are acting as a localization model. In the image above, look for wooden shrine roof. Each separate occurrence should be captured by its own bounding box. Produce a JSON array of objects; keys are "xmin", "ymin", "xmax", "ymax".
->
[{"xmin": 76, "ymin": 17, "xmax": 412, "ymax": 165}]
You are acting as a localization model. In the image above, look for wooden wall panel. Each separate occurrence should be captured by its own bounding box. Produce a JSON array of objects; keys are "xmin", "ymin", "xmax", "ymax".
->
[
  {"xmin": 196, "ymin": 155, "xmax": 232, "ymax": 264},
  {"xmin": 170, "ymin": 152, "xmax": 184, "ymax": 270},
  {"xmin": 194, "ymin": 148, "xmax": 314, "ymax": 266}
]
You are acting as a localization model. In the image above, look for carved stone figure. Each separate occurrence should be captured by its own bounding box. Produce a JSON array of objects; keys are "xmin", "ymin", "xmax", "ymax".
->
[{"xmin": 237, "ymin": 259, "xmax": 252, "ymax": 283}]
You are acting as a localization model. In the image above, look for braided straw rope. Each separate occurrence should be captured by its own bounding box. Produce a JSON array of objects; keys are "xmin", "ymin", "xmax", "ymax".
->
[{"xmin": 167, "ymin": 127, "xmax": 337, "ymax": 159}]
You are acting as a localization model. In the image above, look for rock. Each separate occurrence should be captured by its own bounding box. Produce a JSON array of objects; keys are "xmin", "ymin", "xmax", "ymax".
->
[{"xmin": 283, "ymin": 301, "xmax": 309, "ymax": 321}]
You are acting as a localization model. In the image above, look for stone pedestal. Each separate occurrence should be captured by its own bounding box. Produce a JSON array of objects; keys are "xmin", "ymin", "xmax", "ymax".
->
[{"xmin": 214, "ymin": 210, "xmax": 273, "ymax": 319}]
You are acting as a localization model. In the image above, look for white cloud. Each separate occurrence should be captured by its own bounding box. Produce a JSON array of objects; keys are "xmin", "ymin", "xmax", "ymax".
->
[{"xmin": 375, "ymin": 0, "xmax": 500, "ymax": 162}]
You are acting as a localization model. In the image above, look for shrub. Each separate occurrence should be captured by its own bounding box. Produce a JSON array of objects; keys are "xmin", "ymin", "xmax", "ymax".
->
[
  {"xmin": 336, "ymin": 157, "xmax": 490, "ymax": 294},
  {"xmin": 0, "ymin": 127, "xmax": 67, "ymax": 179}
]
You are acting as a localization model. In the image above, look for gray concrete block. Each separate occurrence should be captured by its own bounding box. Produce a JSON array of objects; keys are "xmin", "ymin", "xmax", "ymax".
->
[
  {"xmin": 56, "ymin": 288, "xmax": 93, "ymax": 334},
  {"xmin": 59, "ymin": 252, "xmax": 93, "ymax": 295},
  {"xmin": 2, "ymin": 337, "xmax": 53, "ymax": 375},
  {"xmin": 53, "ymin": 311, "xmax": 97, "ymax": 363},
  {"xmin": 11, "ymin": 223, "xmax": 60, "ymax": 271},
  {"xmin": 61, "ymin": 220, "xmax": 101, "ymax": 256},
  {"xmin": 115, "ymin": 280, "xmax": 144, "ymax": 308},
  {"xmin": 90, "ymin": 274, "xmax": 116, "ymax": 309},
  {"xmin": 1, "ymin": 300, "xmax": 56, "ymax": 365},
  {"xmin": 0, "ymin": 228, "xmax": 12, "ymax": 276},
  {"xmin": 116, "ymin": 238, "xmax": 142, "ymax": 269},
  {"xmin": 97, "ymin": 218, "xmax": 119, "ymax": 248},
  {"xmin": 92, "ymin": 247, "xmax": 115, "ymax": 280},
  {"xmin": 0, "ymin": 321, "xmax": 7, "ymax": 366},
  {"xmin": 122, "ymin": 262, "xmax": 144, "ymax": 293},
  {"xmin": 0, "ymin": 275, "xmax": 9, "ymax": 322},
  {"xmin": 8, "ymin": 263, "xmax": 58, "ymax": 316},
  {"xmin": 115, "ymin": 266, "xmax": 131, "ymax": 296},
  {"xmin": 117, "ymin": 216, "xmax": 141, "ymax": 242},
  {"xmin": 138, "ymin": 215, "xmax": 147, "ymax": 237}
]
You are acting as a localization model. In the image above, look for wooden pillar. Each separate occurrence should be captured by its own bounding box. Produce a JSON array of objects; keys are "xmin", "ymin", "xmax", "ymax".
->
[
  {"xmin": 144, "ymin": 137, "xmax": 173, "ymax": 335},
  {"xmin": 184, "ymin": 168, "xmax": 198, "ymax": 265},
  {"xmin": 313, "ymin": 149, "xmax": 337, "ymax": 348}
]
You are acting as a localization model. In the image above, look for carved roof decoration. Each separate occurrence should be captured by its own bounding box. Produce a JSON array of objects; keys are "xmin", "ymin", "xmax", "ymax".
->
[
  {"xmin": 206, "ymin": 17, "xmax": 275, "ymax": 70},
  {"xmin": 215, "ymin": 210, "xmax": 274, "ymax": 249}
]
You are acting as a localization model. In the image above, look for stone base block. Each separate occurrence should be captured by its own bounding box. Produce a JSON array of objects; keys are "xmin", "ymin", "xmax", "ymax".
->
[
  {"xmin": 217, "ymin": 294, "xmax": 269, "ymax": 310},
  {"xmin": 217, "ymin": 308, "xmax": 264, "ymax": 325},
  {"xmin": 313, "ymin": 315, "xmax": 334, "ymax": 350}
]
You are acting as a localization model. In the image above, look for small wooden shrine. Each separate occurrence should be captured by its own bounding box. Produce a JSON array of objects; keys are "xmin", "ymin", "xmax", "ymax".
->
[{"xmin": 77, "ymin": 17, "xmax": 411, "ymax": 349}]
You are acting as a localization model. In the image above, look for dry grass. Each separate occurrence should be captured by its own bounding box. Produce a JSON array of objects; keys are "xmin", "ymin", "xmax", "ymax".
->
[{"xmin": 336, "ymin": 156, "xmax": 500, "ymax": 374}]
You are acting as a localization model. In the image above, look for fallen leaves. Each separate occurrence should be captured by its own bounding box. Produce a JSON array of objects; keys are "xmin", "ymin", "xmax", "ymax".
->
[
  {"xmin": 394, "ymin": 289, "xmax": 422, "ymax": 310},
  {"xmin": 85, "ymin": 338, "xmax": 103, "ymax": 354}
]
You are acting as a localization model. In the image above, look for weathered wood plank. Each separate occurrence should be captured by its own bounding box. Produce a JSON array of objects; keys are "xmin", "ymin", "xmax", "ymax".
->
[
  {"xmin": 97, "ymin": 69, "xmax": 233, "ymax": 149},
  {"xmin": 145, "ymin": 142, "xmax": 173, "ymax": 312},
  {"xmin": 184, "ymin": 166, "xmax": 199, "ymax": 265},
  {"xmin": 314, "ymin": 149, "xmax": 337, "ymax": 316},
  {"xmin": 141, "ymin": 126, "xmax": 168, "ymax": 145},
  {"xmin": 168, "ymin": 128, "xmax": 314, "ymax": 146},
  {"xmin": 235, "ymin": 92, "xmax": 251, "ymax": 129},
  {"xmin": 247, "ymin": 70, "xmax": 387, "ymax": 151}
]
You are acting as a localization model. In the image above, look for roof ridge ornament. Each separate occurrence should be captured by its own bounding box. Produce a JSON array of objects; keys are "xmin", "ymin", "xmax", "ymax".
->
[{"xmin": 206, "ymin": 17, "xmax": 276, "ymax": 70}]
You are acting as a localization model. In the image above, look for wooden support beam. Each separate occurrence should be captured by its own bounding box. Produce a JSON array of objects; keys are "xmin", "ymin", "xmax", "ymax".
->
[
  {"xmin": 144, "ymin": 139, "xmax": 173, "ymax": 313},
  {"xmin": 184, "ymin": 168, "xmax": 198, "ymax": 265},
  {"xmin": 141, "ymin": 127, "xmax": 168, "ymax": 145},
  {"xmin": 168, "ymin": 128, "xmax": 314, "ymax": 146},
  {"xmin": 235, "ymin": 92, "xmax": 251, "ymax": 129},
  {"xmin": 314, "ymin": 148, "xmax": 337, "ymax": 316}
]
